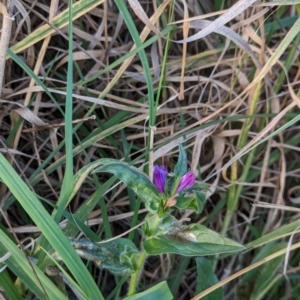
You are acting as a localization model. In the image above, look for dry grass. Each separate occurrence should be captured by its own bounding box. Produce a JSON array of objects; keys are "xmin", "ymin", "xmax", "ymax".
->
[{"xmin": 1, "ymin": 0, "xmax": 300, "ymax": 299}]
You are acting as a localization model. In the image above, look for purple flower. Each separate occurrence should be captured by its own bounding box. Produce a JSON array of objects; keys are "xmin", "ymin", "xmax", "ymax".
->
[
  {"xmin": 176, "ymin": 172, "xmax": 196, "ymax": 193},
  {"xmin": 153, "ymin": 165, "xmax": 168, "ymax": 193}
]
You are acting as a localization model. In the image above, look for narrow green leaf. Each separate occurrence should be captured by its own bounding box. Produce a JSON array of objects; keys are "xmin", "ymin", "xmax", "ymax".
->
[
  {"xmin": 242, "ymin": 243, "xmax": 286, "ymax": 286},
  {"xmin": 173, "ymin": 143, "xmax": 187, "ymax": 176},
  {"xmin": 237, "ymin": 243, "xmax": 287, "ymax": 300},
  {"xmin": 245, "ymin": 217, "xmax": 300, "ymax": 250},
  {"xmin": 63, "ymin": 177, "xmax": 116, "ymax": 239},
  {"xmin": 75, "ymin": 25, "xmax": 175, "ymax": 87},
  {"xmin": 195, "ymin": 257, "xmax": 223, "ymax": 300},
  {"xmin": 114, "ymin": 0, "xmax": 156, "ymax": 168},
  {"xmin": 124, "ymin": 281, "xmax": 173, "ymax": 300},
  {"xmin": 0, "ymin": 231, "xmax": 68, "ymax": 300},
  {"xmin": 195, "ymin": 191, "xmax": 206, "ymax": 213},
  {"xmin": 7, "ymin": 49, "xmax": 63, "ymax": 115},
  {"xmin": 0, "ymin": 154, "xmax": 104, "ymax": 299},
  {"xmin": 0, "ymin": 269, "xmax": 23, "ymax": 300},
  {"xmin": 92, "ymin": 159, "xmax": 161, "ymax": 212},
  {"xmin": 255, "ymin": 253, "xmax": 284, "ymax": 294},
  {"xmin": 55, "ymin": 0, "xmax": 74, "ymax": 222}
]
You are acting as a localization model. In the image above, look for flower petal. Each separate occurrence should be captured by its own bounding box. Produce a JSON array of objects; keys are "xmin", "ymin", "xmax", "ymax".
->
[
  {"xmin": 176, "ymin": 172, "xmax": 196, "ymax": 193},
  {"xmin": 153, "ymin": 165, "xmax": 168, "ymax": 193}
]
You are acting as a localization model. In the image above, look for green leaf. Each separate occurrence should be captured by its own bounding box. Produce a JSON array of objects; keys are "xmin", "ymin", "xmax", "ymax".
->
[
  {"xmin": 92, "ymin": 159, "xmax": 161, "ymax": 212},
  {"xmin": 64, "ymin": 238, "xmax": 139, "ymax": 276},
  {"xmin": 195, "ymin": 191, "xmax": 206, "ymax": 213},
  {"xmin": 195, "ymin": 257, "xmax": 223, "ymax": 300},
  {"xmin": 0, "ymin": 154, "xmax": 103, "ymax": 299},
  {"xmin": 238, "ymin": 242, "xmax": 286, "ymax": 300},
  {"xmin": 175, "ymin": 191, "xmax": 206, "ymax": 213},
  {"xmin": 142, "ymin": 213, "xmax": 161, "ymax": 236},
  {"xmin": 192, "ymin": 183, "xmax": 211, "ymax": 192},
  {"xmin": 175, "ymin": 196, "xmax": 198, "ymax": 211},
  {"xmin": 255, "ymin": 253, "xmax": 284, "ymax": 294},
  {"xmin": 143, "ymin": 223, "xmax": 244, "ymax": 256},
  {"xmin": 241, "ymin": 242, "xmax": 286, "ymax": 284},
  {"xmin": 0, "ymin": 231, "xmax": 68, "ymax": 300},
  {"xmin": 173, "ymin": 144, "xmax": 187, "ymax": 176},
  {"xmin": 124, "ymin": 281, "xmax": 173, "ymax": 300},
  {"xmin": 56, "ymin": 0, "xmax": 75, "ymax": 223},
  {"xmin": 0, "ymin": 269, "xmax": 23, "ymax": 300}
]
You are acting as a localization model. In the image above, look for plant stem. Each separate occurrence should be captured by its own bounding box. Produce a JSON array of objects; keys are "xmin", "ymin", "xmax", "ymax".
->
[
  {"xmin": 127, "ymin": 213, "xmax": 161, "ymax": 295},
  {"xmin": 127, "ymin": 249, "xmax": 148, "ymax": 296}
]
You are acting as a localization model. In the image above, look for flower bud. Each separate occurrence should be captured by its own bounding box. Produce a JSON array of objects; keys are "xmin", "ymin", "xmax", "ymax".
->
[
  {"xmin": 153, "ymin": 165, "xmax": 168, "ymax": 193},
  {"xmin": 176, "ymin": 172, "xmax": 196, "ymax": 193}
]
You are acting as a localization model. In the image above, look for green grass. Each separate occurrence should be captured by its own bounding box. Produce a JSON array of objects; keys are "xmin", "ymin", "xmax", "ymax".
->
[{"xmin": 1, "ymin": 1, "xmax": 300, "ymax": 299}]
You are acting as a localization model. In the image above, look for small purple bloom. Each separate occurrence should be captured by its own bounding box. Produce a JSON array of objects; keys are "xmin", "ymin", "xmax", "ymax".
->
[
  {"xmin": 176, "ymin": 172, "xmax": 196, "ymax": 193},
  {"xmin": 153, "ymin": 165, "xmax": 168, "ymax": 193}
]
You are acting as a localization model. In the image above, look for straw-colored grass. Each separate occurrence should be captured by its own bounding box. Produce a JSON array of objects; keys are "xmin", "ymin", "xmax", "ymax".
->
[{"xmin": 1, "ymin": 0, "xmax": 300, "ymax": 299}]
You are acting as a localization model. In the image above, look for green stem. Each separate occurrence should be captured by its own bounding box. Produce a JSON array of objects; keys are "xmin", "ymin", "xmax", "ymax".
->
[
  {"xmin": 128, "ymin": 213, "xmax": 161, "ymax": 295},
  {"xmin": 127, "ymin": 249, "xmax": 148, "ymax": 296}
]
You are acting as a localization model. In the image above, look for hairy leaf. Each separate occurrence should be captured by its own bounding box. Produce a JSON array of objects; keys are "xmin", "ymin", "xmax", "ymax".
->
[
  {"xmin": 144, "ymin": 223, "xmax": 244, "ymax": 256},
  {"xmin": 92, "ymin": 159, "xmax": 161, "ymax": 212},
  {"xmin": 65, "ymin": 238, "xmax": 139, "ymax": 276},
  {"xmin": 124, "ymin": 281, "xmax": 173, "ymax": 300},
  {"xmin": 175, "ymin": 191, "xmax": 206, "ymax": 213}
]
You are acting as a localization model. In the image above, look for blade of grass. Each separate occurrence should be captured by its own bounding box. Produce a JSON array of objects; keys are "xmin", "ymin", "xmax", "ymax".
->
[
  {"xmin": 3, "ymin": 112, "xmax": 297, "ymax": 212},
  {"xmin": 6, "ymin": 49, "xmax": 64, "ymax": 116},
  {"xmin": 0, "ymin": 269, "xmax": 23, "ymax": 300},
  {"xmin": 192, "ymin": 242, "xmax": 300, "ymax": 300},
  {"xmin": 0, "ymin": 153, "xmax": 104, "ymax": 299},
  {"xmin": 169, "ymin": 257, "xmax": 190, "ymax": 296},
  {"xmin": 29, "ymin": 115, "xmax": 148, "ymax": 186},
  {"xmin": 14, "ymin": 113, "xmax": 298, "ymax": 192},
  {"xmin": 8, "ymin": 0, "xmax": 106, "ymax": 57},
  {"xmin": 155, "ymin": 4, "xmax": 175, "ymax": 112},
  {"xmin": 54, "ymin": 0, "xmax": 74, "ymax": 222},
  {"xmin": 221, "ymin": 80, "xmax": 262, "ymax": 235},
  {"xmin": 63, "ymin": 177, "xmax": 117, "ymax": 238},
  {"xmin": 266, "ymin": 5, "xmax": 286, "ymax": 44},
  {"xmin": 74, "ymin": 24, "xmax": 174, "ymax": 87},
  {"xmin": 215, "ymin": 103, "xmax": 300, "ymax": 180},
  {"xmin": 114, "ymin": 0, "xmax": 155, "ymax": 175},
  {"xmin": 0, "ymin": 231, "xmax": 68, "ymax": 300},
  {"xmin": 247, "ymin": 15, "xmax": 300, "ymax": 88}
]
